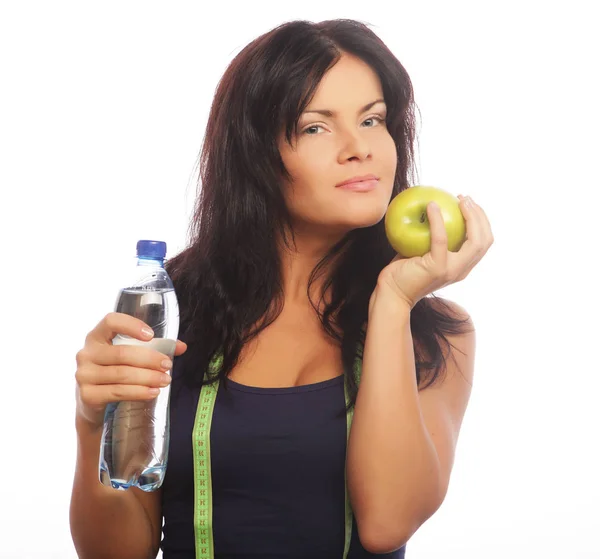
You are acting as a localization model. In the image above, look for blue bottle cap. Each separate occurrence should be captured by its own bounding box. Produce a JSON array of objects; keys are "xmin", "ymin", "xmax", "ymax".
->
[{"xmin": 136, "ymin": 240, "xmax": 167, "ymax": 259}]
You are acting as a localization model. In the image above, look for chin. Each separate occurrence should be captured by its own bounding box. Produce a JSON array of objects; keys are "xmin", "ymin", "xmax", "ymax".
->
[{"xmin": 343, "ymin": 204, "xmax": 388, "ymax": 229}]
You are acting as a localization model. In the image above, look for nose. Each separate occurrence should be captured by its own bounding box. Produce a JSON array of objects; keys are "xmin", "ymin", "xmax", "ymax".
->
[{"xmin": 337, "ymin": 128, "xmax": 372, "ymax": 163}]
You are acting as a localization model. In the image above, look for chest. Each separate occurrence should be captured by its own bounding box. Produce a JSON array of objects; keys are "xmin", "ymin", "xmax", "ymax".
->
[{"xmin": 227, "ymin": 309, "xmax": 344, "ymax": 388}]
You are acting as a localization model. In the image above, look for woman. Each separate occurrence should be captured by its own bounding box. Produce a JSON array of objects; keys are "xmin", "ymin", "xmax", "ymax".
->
[{"xmin": 71, "ymin": 18, "xmax": 493, "ymax": 559}]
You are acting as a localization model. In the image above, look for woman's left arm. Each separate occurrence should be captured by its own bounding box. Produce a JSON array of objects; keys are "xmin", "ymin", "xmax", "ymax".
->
[
  {"xmin": 347, "ymin": 289, "xmax": 475, "ymax": 554},
  {"xmin": 348, "ymin": 195, "xmax": 493, "ymax": 553}
]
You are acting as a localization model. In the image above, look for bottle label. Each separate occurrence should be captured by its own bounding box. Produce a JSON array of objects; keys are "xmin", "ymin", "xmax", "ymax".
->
[{"xmin": 111, "ymin": 335, "xmax": 177, "ymax": 360}]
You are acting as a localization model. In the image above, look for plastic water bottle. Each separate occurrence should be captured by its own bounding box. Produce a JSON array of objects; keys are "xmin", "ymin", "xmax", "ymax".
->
[{"xmin": 99, "ymin": 240, "xmax": 180, "ymax": 492}]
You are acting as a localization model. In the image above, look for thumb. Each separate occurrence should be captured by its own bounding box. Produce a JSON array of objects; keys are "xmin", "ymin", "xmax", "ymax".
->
[
  {"xmin": 174, "ymin": 340, "xmax": 188, "ymax": 356},
  {"xmin": 390, "ymin": 252, "xmax": 407, "ymax": 264}
]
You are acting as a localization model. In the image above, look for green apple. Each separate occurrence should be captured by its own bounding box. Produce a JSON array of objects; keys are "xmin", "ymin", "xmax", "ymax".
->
[{"xmin": 384, "ymin": 185, "xmax": 466, "ymax": 258}]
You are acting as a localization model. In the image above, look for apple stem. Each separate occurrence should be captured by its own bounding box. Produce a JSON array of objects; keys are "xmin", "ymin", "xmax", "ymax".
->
[{"xmin": 420, "ymin": 213, "xmax": 426, "ymax": 224}]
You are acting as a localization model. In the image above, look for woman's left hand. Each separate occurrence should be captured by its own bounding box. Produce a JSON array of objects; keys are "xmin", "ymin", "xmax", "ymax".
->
[{"xmin": 375, "ymin": 195, "xmax": 494, "ymax": 310}]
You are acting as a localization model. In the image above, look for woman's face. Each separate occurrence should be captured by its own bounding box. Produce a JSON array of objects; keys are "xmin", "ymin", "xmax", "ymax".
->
[{"xmin": 278, "ymin": 52, "xmax": 398, "ymax": 237}]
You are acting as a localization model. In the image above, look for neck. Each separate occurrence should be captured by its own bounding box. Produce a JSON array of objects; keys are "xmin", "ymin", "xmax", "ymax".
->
[{"xmin": 277, "ymin": 226, "xmax": 347, "ymax": 309}]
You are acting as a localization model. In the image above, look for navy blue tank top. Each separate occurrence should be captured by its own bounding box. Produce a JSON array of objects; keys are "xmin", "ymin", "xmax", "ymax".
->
[{"xmin": 161, "ymin": 353, "xmax": 407, "ymax": 558}]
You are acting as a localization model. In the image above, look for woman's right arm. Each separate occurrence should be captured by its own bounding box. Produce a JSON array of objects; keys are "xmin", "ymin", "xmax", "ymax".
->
[
  {"xmin": 69, "ymin": 312, "xmax": 187, "ymax": 559},
  {"xmin": 70, "ymin": 415, "xmax": 162, "ymax": 559}
]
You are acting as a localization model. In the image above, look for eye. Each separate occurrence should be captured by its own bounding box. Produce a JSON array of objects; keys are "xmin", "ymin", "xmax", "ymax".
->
[
  {"xmin": 362, "ymin": 115, "xmax": 386, "ymax": 127},
  {"xmin": 300, "ymin": 114, "xmax": 387, "ymax": 136},
  {"xmin": 302, "ymin": 124, "xmax": 325, "ymax": 135}
]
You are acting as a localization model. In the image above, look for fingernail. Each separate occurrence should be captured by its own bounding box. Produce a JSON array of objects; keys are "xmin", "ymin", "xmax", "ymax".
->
[
  {"xmin": 142, "ymin": 327, "xmax": 154, "ymax": 339},
  {"xmin": 465, "ymin": 196, "xmax": 473, "ymax": 207},
  {"xmin": 160, "ymin": 374, "xmax": 172, "ymax": 386},
  {"xmin": 429, "ymin": 201, "xmax": 439, "ymax": 210},
  {"xmin": 161, "ymin": 359, "xmax": 173, "ymax": 370}
]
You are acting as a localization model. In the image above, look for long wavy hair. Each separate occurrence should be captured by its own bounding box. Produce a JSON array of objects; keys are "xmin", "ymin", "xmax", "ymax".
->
[{"xmin": 165, "ymin": 18, "xmax": 473, "ymax": 410}]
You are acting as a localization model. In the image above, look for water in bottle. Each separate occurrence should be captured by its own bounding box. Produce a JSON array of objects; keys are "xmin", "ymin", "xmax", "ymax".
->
[{"xmin": 99, "ymin": 240, "xmax": 180, "ymax": 492}]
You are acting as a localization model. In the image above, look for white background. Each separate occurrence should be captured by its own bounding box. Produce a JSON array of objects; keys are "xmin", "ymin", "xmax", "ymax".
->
[{"xmin": 1, "ymin": 1, "xmax": 598, "ymax": 557}]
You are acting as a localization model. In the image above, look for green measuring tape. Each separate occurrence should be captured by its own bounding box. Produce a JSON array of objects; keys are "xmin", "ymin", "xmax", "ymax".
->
[{"xmin": 192, "ymin": 344, "xmax": 364, "ymax": 558}]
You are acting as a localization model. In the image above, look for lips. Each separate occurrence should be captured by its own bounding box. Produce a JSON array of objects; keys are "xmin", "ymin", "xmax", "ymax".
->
[
  {"xmin": 335, "ymin": 174, "xmax": 379, "ymax": 188},
  {"xmin": 337, "ymin": 178, "xmax": 379, "ymax": 192}
]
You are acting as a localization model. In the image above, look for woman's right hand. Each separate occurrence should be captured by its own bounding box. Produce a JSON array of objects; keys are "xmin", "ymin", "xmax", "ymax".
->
[{"xmin": 74, "ymin": 311, "xmax": 188, "ymax": 430}]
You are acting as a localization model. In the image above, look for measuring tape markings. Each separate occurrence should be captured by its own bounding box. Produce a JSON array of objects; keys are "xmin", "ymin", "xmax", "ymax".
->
[{"xmin": 193, "ymin": 345, "xmax": 363, "ymax": 559}]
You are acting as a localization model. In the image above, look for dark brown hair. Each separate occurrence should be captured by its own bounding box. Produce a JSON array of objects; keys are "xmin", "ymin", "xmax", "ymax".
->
[{"xmin": 165, "ymin": 19, "xmax": 473, "ymax": 409}]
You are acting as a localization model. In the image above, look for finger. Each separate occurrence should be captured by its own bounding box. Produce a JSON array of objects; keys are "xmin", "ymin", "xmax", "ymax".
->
[
  {"xmin": 457, "ymin": 196, "xmax": 484, "ymax": 254},
  {"xmin": 174, "ymin": 340, "xmax": 188, "ymax": 356},
  {"xmin": 87, "ymin": 312, "xmax": 155, "ymax": 346},
  {"xmin": 89, "ymin": 342, "xmax": 170, "ymax": 372},
  {"xmin": 80, "ymin": 383, "xmax": 165, "ymax": 407},
  {"xmin": 427, "ymin": 201, "xmax": 448, "ymax": 268},
  {"xmin": 93, "ymin": 364, "xmax": 171, "ymax": 388},
  {"xmin": 467, "ymin": 198, "xmax": 495, "ymax": 245}
]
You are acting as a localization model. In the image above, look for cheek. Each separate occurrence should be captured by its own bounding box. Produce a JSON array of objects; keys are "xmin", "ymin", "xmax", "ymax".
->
[
  {"xmin": 283, "ymin": 140, "xmax": 329, "ymax": 180},
  {"xmin": 379, "ymin": 133, "xmax": 398, "ymax": 168},
  {"xmin": 283, "ymin": 148, "xmax": 331, "ymax": 199},
  {"xmin": 279, "ymin": 162, "xmax": 324, "ymax": 213}
]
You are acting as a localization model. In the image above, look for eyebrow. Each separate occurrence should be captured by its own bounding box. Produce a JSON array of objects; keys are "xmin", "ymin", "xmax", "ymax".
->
[{"xmin": 302, "ymin": 98, "xmax": 386, "ymax": 118}]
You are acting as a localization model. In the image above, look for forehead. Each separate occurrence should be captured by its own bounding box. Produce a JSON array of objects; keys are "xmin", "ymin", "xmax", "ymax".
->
[{"xmin": 307, "ymin": 54, "xmax": 384, "ymax": 106}]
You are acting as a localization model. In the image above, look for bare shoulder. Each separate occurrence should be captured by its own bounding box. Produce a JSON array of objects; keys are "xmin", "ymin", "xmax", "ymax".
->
[
  {"xmin": 429, "ymin": 296, "xmax": 473, "ymax": 323},
  {"xmin": 413, "ymin": 293, "xmax": 474, "ymax": 330},
  {"xmin": 414, "ymin": 297, "xmax": 477, "ymax": 514},
  {"xmin": 429, "ymin": 296, "xmax": 476, "ymax": 385}
]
